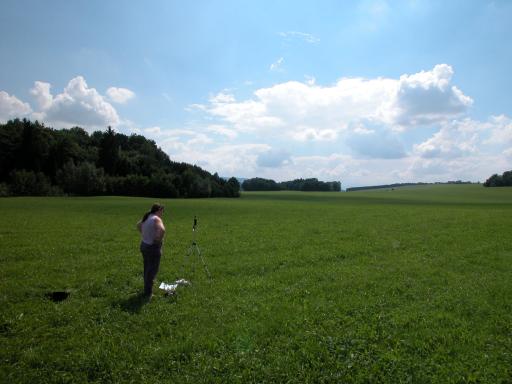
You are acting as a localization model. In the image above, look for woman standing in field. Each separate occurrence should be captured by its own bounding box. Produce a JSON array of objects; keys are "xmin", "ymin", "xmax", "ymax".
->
[{"xmin": 137, "ymin": 203, "xmax": 166, "ymax": 300}]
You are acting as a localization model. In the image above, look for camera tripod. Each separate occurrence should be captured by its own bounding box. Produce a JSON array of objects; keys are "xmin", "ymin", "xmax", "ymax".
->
[{"xmin": 183, "ymin": 216, "xmax": 211, "ymax": 280}]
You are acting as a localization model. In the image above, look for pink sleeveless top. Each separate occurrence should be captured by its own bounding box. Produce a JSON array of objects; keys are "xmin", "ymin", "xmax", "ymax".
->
[{"xmin": 141, "ymin": 214, "xmax": 160, "ymax": 245}]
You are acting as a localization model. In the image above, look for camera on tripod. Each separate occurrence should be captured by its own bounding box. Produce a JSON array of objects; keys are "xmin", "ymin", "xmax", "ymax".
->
[
  {"xmin": 184, "ymin": 215, "xmax": 211, "ymax": 279},
  {"xmin": 160, "ymin": 215, "xmax": 211, "ymax": 295}
]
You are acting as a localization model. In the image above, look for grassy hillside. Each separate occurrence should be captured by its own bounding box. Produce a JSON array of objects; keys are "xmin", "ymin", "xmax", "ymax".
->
[{"xmin": 1, "ymin": 185, "xmax": 511, "ymax": 382}]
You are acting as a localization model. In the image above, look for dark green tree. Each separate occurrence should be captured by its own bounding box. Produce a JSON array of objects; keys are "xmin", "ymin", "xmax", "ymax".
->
[
  {"xmin": 242, "ymin": 177, "xmax": 280, "ymax": 191},
  {"xmin": 57, "ymin": 161, "xmax": 106, "ymax": 195},
  {"xmin": 9, "ymin": 169, "xmax": 52, "ymax": 196},
  {"xmin": 97, "ymin": 126, "xmax": 119, "ymax": 175},
  {"xmin": 226, "ymin": 177, "xmax": 241, "ymax": 197},
  {"xmin": 484, "ymin": 171, "xmax": 512, "ymax": 187},
  {"xmin": 0, "ymin": 119, "xmax": 241, "ymax": 198},
  {"xmin": 16, "ymin": 119, "xmax": 53, "ymax": 174},
  {"xmin": 484, "ymin": 174, "xmax": 503, "ymax": 187},
  {"xmin": 0, "ymin": 118, "xmax": 24, "ymax": 182}
]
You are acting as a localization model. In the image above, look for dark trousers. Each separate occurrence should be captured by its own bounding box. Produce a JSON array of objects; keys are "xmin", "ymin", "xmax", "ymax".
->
[{"xmin": 140, "ymin": 242, "xmax": 162, "ymax": 297}]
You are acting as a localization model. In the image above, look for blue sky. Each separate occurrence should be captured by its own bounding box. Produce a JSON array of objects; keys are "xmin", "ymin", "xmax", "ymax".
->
[{"xmin": 1, "ymin": 0, "xmax": 511, "ymax": 187}]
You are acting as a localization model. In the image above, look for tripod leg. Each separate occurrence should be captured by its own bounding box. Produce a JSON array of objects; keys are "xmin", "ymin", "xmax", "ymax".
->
[
  {"xmin": 195, "ymin": 245, "xmax": 211, "ymax": 279},
  {"xmin": 191, "ymin": 246, "xmax": 198, "ymax": 275},
  {"xmin": 182, "ymin": 246, "xmax": 193, "ymax": 278}
]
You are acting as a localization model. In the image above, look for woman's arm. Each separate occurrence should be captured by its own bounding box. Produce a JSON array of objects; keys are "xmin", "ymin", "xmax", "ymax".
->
[{"xmin": 154, "ymin": 217, "xmax": 166, "ymax": 243}]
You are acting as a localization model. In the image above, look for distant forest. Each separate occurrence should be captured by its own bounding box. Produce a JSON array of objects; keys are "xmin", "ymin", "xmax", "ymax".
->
[
  {"xmin": 0, "ymin": 119, "xmax": 240, "ymax": 198},
  {"xmin": 483, "ymin": 170, "xmax": 512, "ymax": 187},
  {"xmin": 242, "ymin": 177, "xmax": 341, "ymax": 192}
]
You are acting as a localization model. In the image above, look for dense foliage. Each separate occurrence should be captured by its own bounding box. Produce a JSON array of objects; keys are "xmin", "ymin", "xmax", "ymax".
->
[
  {"xmin": 279, "ymin": 178, "xmax": 341, "ymax": 192},
  {"xmin": 484, "ymin": 170, "xmax": 512, "ymax": 187},
  {"xmin": 0, "ymin": 119, "xmax": 240, "ymax": 198},
  {"xmin": 241, "ymin": 177, "xmax": 281, "ymax": 191},
  {"xmin": 242, "ymin": 177, "xmax": 341, "ymax": 192}
]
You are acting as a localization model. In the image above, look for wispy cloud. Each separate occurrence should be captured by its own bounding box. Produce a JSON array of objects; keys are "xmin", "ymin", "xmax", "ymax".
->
[
  {"xmin": 270, "ymin": 57, "xmax": 284, "ymax": 72},
  {"xmin": 279, "ymin": 31, "xmax": 320, "ymax": 44},
  {"xmin": 143, "ymin": 57, "xmax": 154, "ymax": 70},
  {"xmin": 162, "ymin": 92, "xmax": 172, "ymax": 102}
]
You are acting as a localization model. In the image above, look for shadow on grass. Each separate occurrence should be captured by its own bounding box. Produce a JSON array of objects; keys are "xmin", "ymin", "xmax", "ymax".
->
[{"xmin": 115, "ymin": 293, "xmax": 148, "ymax": 314}]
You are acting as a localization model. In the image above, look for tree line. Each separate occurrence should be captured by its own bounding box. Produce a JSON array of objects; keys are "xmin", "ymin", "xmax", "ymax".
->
[
  {"xmin": 241, "ymin": 177, "xmax": 341, "ymax": 192},
  {"xmin": 346, "ymin": 183, "xmax": 427, "ymax": 192},
  {"xmin": 483, "ymin": 170, "xmax": 512, "ymax": 187},
  {"xmin": 0, "ymin": 119, "xmax": 240, "ymax": 198}
]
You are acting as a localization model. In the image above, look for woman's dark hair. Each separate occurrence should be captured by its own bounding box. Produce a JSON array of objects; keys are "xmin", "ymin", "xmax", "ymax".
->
[{"xmin": 141, "ymin": 203, "xmax": 164, "ymax": 223}]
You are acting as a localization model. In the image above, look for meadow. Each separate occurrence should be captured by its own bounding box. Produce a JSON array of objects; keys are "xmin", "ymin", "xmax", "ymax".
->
[{"xmin": 1, "ymin": 184, "xmax": 511, "ymax": 383}]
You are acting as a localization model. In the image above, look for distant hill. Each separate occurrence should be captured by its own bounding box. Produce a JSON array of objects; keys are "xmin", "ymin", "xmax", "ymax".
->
[{"xmin": 346, "ymin": 181, "xmax": 474, "ymax": 192}]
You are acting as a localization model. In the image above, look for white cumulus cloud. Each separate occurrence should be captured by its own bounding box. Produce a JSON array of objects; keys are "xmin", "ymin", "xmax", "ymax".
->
[
  {"xmin": 292, "ymin": 128, "xmax": 338, "ymax": 142},
  {"xmin": 415, "ymin": 116, "xmax": 512, "ymax": 160},
  {"xmin": 414, "ymin": 124, "xmax": 478, "ymax": 159},
  {"xmin": 484, "ymin": 115, "xmax": 512, "ymax": 145},
  {"xmin": 389, "ymin": 64, "xmax": 473, "ymax": 127},
  {"xmin": 28, "ymin": 76, "xmax": 120, "ymax": 130},
  {"xmin": 206, "ymin": 124, "xmax": 238, "ymax": 140},
  {"xmin": 0, "ymin": 91, "xmax": 32, "ymax": 122},
  {"xmin": 106, "ymin": 87, "xmax": 135, "ymax": 103},
  {"xmin": 30, "ymin": 81, "xmax": 53, "ymax": 110},
  {"xmin": 162, "ymin": 143, "xmax": 271, "ymax": 176},
  {"xmin": 182, "ymin": 64, "xmax": 510, "ymax": 185},
  {"xmin": 197, "ymin": 64, "xmax": 472, "ymax": 146}
]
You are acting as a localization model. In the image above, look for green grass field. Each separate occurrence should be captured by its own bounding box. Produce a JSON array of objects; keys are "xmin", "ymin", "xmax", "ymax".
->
[{"xmin": 1, "ymin": 185, "xmax": 511, "ymax": 383}]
